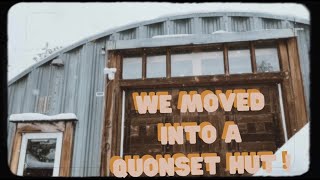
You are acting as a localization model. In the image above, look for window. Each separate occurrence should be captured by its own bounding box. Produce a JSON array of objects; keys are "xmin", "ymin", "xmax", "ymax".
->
[
  {"xmin": 255, "ymin": 44, "xmax": 280, "ymax": 72},
  {"xmin": 119, "ymin": 40, "xmax": 282, "ymax": 79},
  {"xmin": 146, "ymin": 55, "xmax": 166, "ymax": 78},
  {"xmin": 122, "ymin": 57, "xmax": 142, "ymax": 79},
  {"xmin": 17, "ymin": 133, "xmax": 63, "ymax": 176},
  {"xmin": 228, "ymin": 45, "xmax": 252, "ymax": 74},
  {"xmin": 171, "ymin": 48, "xmax": 224, "ymax": 77},
  {"xmin": 9, "ymin": 114, "xmax": 77, "ymax": 177}
]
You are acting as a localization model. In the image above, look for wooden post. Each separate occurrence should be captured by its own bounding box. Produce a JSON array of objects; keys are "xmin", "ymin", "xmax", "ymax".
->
[
  {"xmin": 223, "ymin": 44, "xmax": 229, "ymax": 75},
  {"xmin": 9, "ymin": 124, "xmax": 21, "ymax": 175},
  {"xmin": 59, "ymin": 121, "xmax": 75, "ymax": 176},
  {"xmin": 250, "ymin": 42, "xmax": 257, "ymax": 73}
]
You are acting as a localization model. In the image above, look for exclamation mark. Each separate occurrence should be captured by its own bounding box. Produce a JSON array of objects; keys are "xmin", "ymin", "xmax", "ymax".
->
[{"xmin": 282, "ymin": 151, "xmax": 290, "ymax": 171}]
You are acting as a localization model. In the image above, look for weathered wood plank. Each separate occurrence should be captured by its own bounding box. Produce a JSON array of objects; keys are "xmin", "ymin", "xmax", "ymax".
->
[
  {"xmin": 223, "ymin": 44, "xmax": 229, "ymax": 75},
  {"xmin": 250, "ymin": 42, "xmax": 257, "ymax": 73},
  {"xmin": 16, "ymin": 121, "xmax": 65, "ymax": 133},
  {"xmin": 9, "ymin": 124, "xmax": 20, "ymax": 175},
  {"xmin": 119, "ymin": 72, "xmax": 285, "ymax": 88},
  {"xmin": 100, "ymin": 51, "xmax": 117, "ymax": 176},
  {"xmin": 59, "ymin": 121, "xmax": 74, "ymax": 176},
  {"xmin": 286, "ymin": 38, "xmax": 308, "ymax": 133}
]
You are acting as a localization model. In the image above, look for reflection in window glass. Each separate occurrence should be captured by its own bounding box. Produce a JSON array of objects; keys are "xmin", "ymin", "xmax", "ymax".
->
[
  {"xmin": 171, "ymin": 51, "xmax": 224, "ymax": 77},
  {"xmin": 256, "ymin": 47, "xmax": 280, "ymax": 72},
  {"xmin": 23, "ymin": 139, "xmax": 57, "ymax": 176},
  {"xmin": 228, "ymin": 48, "xmax": 252, "ymax": 74},
  {"xmin": 122, "ymin": 57, "xmax": 142, "ymax": 79},
  {"xmin": 147, "ymin": 55, "xmax": 166, "ymax": 78}
]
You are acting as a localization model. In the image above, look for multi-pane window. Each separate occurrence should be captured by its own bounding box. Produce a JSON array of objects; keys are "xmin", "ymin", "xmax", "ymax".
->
[{"xmin": 121, "ymin": 40, "xmax": 281, "ymax": 79}]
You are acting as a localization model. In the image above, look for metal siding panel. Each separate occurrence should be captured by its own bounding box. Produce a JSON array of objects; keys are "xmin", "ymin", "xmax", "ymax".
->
[
  {"xmin": 119, "ymin": 28, "xmax": 137, "ymax": 40},
  {"xmin": 230, "ymin": 16, "xmax": 252, "ymax": 32},
  {"xmin": 261, "ymin": 18, "xmax": 282, "ymax": 29},
  {"xmin": 295, "ymin": 23, "xmax": 310, "ymax": 117},
  {"xmin": 173, "ymin": 18, "xmax": 192, "ymax": 34},
  {"xmin": 146, "ymin": 22, "xmax": 165, "ymax": 38},
  {"xmin": 201, "ymin": 17, "xmax": 222, "ymax": 34}
]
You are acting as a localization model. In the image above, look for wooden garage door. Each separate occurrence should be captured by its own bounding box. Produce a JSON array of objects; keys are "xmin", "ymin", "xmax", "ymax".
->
[{"xmin": 122, "ymin": 83, "xmax": 285, "ymax": 176}]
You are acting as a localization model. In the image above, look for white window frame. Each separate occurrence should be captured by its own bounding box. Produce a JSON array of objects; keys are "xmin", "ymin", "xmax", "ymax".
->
[{"xmin": 17, "ymin": 132, "xmax": 63, "ymax": 176}]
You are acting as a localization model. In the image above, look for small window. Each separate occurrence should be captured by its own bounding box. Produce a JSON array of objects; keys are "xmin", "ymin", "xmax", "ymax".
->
[
  {"xmin": 255, "ymin": 44, "xmax": 280, "ymax": 72},
  {"xmin": 228, "ymin": 44, "xmax": 252, "ymax": 74},
  {"xmin": 17, "ymin": 133, "xmax": 63, "ymax": 176},
  {"xmin": 122, "ymin": 57, "xmax": 142, "ymax": 79},
  {"xmin": 171, "ymin": 47, "xmax": 224, "ymax": 77},
  {"xmin": 147, "ymin": 55, "xmax": 166, "ymax": 78}
]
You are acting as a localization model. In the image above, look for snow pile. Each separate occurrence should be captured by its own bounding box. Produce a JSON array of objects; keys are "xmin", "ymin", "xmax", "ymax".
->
[
  {"xmin": 211, "ymin": 30, "xmax": 229, "ymax": 34},
  {"xmin": 254, "ymin": 122, "xmax": 309, "ymax": 176},
  {"xmin": 152, "ymin": 34, "xmax": 192, "ymax": 38},
  {"xmin": 9, "ymin": 113, "xmax": 78, "ymax": 122}
]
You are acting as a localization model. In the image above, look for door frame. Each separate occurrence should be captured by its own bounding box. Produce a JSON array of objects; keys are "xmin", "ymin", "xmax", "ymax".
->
[{"xmin": 100, "ymin": 37, "xmax": 309, "ymax": 176}]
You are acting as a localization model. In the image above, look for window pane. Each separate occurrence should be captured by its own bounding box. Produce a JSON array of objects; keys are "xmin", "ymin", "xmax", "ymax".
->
[
  {"xmin": 201, "ymin": 52, "xmax": 224, "ymax": 75},
  {"xmin": 147, "ymin": 55, "xmax": 166, "ymax": 78},
  {"xmin": 228, "ymin": 47, "xmax": 252, "ymax": 74},
  {"xmin": 23, "ymin": 138, "xmax": 57, "ymax": 176},
  {"xmin": 256, "ymin": 47, "xmax": 280, "ymax": 72},
  {"xmin": 171, "ymin": 51, "xmax": 224, "ymax": 77},
  {"xmin": 171, "ymin": 54, "xmax": 193, "ymax": 77},
  {"xmin": 122, "ymin": 57, "xmax": 142, "ymax": 79}
]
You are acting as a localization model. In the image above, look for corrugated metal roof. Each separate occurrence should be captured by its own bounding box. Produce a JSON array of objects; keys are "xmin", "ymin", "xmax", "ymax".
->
[{"xmin": 8, "ymin": 11, "xmax": 309, "ymax": 86}]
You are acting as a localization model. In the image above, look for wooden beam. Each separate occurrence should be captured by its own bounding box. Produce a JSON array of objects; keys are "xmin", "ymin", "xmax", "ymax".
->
[
  {"xmin": 277, "ymin": 40, "xmax": 295, "ymax": 137},
  {"xmin": 59, "ymin": 121, "xmax": 75, "ymax": 176},
  {"xmin": 16, "ymin": 122, "xmax": 65, "ymax": 133},
  {"xmin": 250, "ymin": 42, "xmax": 257, "ymax": 73},
  {"xmin": 119, "ymin": 72, "xmax": 285, "ymax": 89},
  {"xmin": 286, "ymin": 38, "xmax": 308, "ymax": 135},
  {"xmin": 100, "ymin": 51, "xmax": 117, "ymax": 176},
  {"xmin": 223, "ymin": 44, "xmax": 229, "ymax": 75},
  {"xmin": 166, "ymin": 48, "xmax": 171, "ymax": 78},
  {"xmin": 9, "ymin": 124, "xmax": 21, "ymax": 175},
  {"xmin": 142, "ymin": 50, "xmax": 146, "ymax": 79}
]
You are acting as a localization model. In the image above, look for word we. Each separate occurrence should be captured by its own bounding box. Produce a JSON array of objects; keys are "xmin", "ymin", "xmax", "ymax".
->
[{"xmin": 132, "ymin": 89, "xmax": 265, "ymax": 114}]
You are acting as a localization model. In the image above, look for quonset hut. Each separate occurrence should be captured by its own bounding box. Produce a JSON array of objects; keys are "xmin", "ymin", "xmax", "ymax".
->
[{"xmin": 7, "ymin": 11, "xmax": 310, "ymax": 177}]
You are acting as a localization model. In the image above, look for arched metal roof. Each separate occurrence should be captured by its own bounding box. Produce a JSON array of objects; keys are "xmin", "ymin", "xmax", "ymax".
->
[{"xmin": 8, "ymin": 11, "xmax": 309, "ymax": 85}]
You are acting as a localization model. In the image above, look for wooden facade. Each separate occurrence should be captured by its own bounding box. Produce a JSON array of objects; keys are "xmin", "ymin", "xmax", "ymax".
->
[{"xmin": 101, "ymin": 37, "xmax": 308, "ymax": 176}]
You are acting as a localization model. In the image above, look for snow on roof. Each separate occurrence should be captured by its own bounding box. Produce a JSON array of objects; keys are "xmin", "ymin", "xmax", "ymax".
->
[
  {"xmin": 152, "ymin": 34, "xmax": 192, "ymax": 38},
  {"xmin": 254, "ymin": 122, "xmax": 309, "ymax": 176},
  {"xmin": 9, "ymin": 113, "xmax": 78, "ymax": 122}
]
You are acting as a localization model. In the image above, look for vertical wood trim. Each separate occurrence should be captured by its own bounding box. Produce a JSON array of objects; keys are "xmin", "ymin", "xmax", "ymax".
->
[
  {"xmin": 111, "ymin": 54, "xmax": 123, "ymax": 158},
  {"xmin": 277, "ymin": 40, "xmax": 294, "ymax": 137},
  {"xmin": 59, "ymin": 121, "xmax": 74, "ymax": 176},
  {"xmin": 250, "ymin": 42, "xmax": 257, "ymax": 73},
  {"xmin": 278, "ymin": 38, "xmax": 308, "ymax": 139},
  {"xmin": 223, "ymin": 44, "xmax": 229, "ymax": 75},
  {"xmin": 100, "ymin": 51, "xmax": 117, "ymax": 176},
  {"xmin": 286, "ymin": 38, "xmax": 308, "ymax": 132},
  {"xmin": 166, "ymin": 48, "xmax": 171, "ymax": 78},
  {"xmin": 9, "ymin": 125, "xmax": 21, "ymax": 175},
  {"xmin": 142, "ymin": 50, "xmax": 147, "ymax": 79}
]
